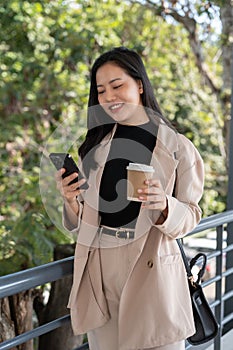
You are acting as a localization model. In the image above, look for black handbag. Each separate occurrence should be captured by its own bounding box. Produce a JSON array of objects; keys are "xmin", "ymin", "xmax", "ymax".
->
[{"xmin": 177, "ymin": 239, "xmax": 219, "ymax": 345}]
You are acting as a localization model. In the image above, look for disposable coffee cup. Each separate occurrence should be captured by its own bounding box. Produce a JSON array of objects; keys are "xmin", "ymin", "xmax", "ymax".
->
[{"xmin": 126, "ymin": 163, "xmax": 155, "ymax": 201}]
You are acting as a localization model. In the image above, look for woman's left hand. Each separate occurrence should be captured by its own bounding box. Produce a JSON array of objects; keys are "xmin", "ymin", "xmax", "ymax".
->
[{"xmin": 137, "ymin": 179, "xmax": 167, "ymax": 212}]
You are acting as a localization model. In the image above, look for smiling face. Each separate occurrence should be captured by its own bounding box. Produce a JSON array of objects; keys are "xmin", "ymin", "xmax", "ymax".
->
[{"xmin": 96, "ymin": 62, "xmax": 149, "ymax": 125}]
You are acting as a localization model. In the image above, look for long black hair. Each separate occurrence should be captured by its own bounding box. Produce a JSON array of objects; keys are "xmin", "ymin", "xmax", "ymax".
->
[{"xmin": 79, "ymin": 47, "xmax": 174, "ymax": 176}]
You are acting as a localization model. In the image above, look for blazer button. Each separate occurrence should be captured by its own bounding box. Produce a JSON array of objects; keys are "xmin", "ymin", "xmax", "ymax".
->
[{"xmin": 147, "ymin": 259, "xmax": 154, "ymax": 268}]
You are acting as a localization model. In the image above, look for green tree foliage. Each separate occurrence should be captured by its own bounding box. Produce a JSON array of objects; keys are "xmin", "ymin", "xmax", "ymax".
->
[{"xmin": 0, "ymin": 0, "xmax": 226, "ymax": 274}]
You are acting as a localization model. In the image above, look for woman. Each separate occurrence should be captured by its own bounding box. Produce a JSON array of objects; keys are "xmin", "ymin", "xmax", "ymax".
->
[{"xmin": 56, "ymin": 47, "xmax": 204, "ymax": 350}]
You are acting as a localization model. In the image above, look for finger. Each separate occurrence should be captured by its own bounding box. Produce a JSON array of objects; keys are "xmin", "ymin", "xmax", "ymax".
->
[
  {"xmin": 61, "ymin": 177, "xmax": 88, "ymax": 195},
  {"xmin": 56, "ymin": 177, "xmax": 75, "ymax": 194},
  {"xmin": 66, "ymin": 178, "xmax": 85, "ymax": 190},
  {"xmin": 59, "ymin": 183, "xmax": 80, "ymax": 199},
  {"xmin": 55, "ymin": 168, "xmax": 66, "ymax": 181},
  {"xmin": 139, "ymin": 194, "xmax": 165, "ymax": 203},
  {"xmin": 67, "ymin": 182, "xmax": 80, "ymax": 191},
  {"xmin": 62, "ymin": 172, "xmax": 79, "ymax": 186},
  {"xmin": 137, "ymin": 187, "xmax": 161, "ymax": 196},
  {"xmin": 77, "ymin": 178, "xmax": 88, "ymax": 188},
  {"xmin": 138, "ymin": 179, "xmax": 163, "ymax": 193},
  {"xmin": 145, "ymin": 179, "xmax": 161, "ymax": 187}
]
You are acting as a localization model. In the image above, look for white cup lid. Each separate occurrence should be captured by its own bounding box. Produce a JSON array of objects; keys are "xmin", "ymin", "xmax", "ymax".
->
[{"xmin": 126, "ymin": 162, "xmax": 155, "ymax": 172}]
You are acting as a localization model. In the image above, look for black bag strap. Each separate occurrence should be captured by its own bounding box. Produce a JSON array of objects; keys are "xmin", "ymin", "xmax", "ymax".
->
[
  {"xmin": 177, "ymin": 239, "xmax": 207, "ymax": 284},
  {"xmin": 173, "ymin": 168, "xmax": 207, "ymax": 284}
]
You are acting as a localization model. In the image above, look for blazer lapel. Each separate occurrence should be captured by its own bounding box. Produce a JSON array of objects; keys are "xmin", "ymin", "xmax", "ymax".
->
[
  {"xmin": 134, "ymin": 122, "xmax": 179, "ymax": 239},
  {"xmin": 77, "ymin": 125, "xmax": 117, "ymax": 247},
  {"xmin": 150, "ymin": 122, "xmax": 179, "ymax": 190},
  {"xmin": 94, "ymin": 124, "xmax": 117, "ymax": 168}
]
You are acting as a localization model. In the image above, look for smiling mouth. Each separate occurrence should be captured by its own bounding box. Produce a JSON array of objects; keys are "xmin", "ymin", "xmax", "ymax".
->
[{"xmin": 109, "ymin": 103, "xmax": 124, "ymax": 112}]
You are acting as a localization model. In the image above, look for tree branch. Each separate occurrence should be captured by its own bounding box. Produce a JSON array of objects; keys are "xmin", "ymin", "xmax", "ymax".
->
[{"xmin": 130, "ymin": 0, "xmax": 220, "ymax": 95}]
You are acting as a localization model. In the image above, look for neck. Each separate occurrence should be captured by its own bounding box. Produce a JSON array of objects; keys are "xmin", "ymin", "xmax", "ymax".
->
[{"xmin": 118, "ymin": 119, "xmax": 150, "ymax": 126}]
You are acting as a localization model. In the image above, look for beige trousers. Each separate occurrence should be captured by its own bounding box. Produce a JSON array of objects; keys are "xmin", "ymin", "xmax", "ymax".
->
[{"xmin": 87, "ymin": 232, "xmax": 185, "ymax": 350}]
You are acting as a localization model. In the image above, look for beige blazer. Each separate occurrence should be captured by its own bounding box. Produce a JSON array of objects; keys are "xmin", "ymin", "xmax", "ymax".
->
[{"xmin": 65, "ymin": 122, "xmax": 205, "ymax": 349}]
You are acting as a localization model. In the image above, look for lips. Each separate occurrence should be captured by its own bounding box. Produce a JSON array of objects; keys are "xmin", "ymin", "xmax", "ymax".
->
[{"xmin": 109, "ymin": 103, "xmax": 124, "ymax": 112}]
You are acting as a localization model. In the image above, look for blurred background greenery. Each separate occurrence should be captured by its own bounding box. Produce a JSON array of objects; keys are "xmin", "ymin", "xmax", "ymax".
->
[{"xmin": 0, "ymin": 0, "xmax": 232, "ymax": 274}]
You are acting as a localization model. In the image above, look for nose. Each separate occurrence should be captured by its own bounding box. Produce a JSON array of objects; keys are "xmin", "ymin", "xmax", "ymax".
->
[{"xmin": 104, "ymin": 88, "xmax": 116, "ymax": 102}]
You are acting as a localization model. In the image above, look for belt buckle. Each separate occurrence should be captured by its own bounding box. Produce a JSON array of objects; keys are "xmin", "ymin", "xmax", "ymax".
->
[
  {"xmin": 115, "ymin": 229, "xmax": 130, "ymax": 239},
  {"xmin": 115, "ymin": 229, "xmax": 121, "ymax": 238}
]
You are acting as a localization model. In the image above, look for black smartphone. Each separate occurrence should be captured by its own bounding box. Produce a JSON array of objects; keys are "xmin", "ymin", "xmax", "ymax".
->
[{"xmin": 49, "ymin": 152, "xmax": 89, "ymax": 189}]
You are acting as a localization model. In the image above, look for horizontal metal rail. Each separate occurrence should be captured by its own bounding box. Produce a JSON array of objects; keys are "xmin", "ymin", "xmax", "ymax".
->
[
  {"xmin": 0, "ymin": 257, "xmax": 74, "ymax": 299},
  {"xmin": 0, "ymin": 316, "xmax": 70, "ymax": 350},
  {"xmin": 187, "ymin": 210, "xmax": 233, "ymax": 234},
  {"xmin": 0, "ymin": 210, "xmax": 233, "ymax": 350}
]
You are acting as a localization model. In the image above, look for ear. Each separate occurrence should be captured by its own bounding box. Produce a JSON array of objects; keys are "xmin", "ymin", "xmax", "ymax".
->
[{"xmin": 138, "ymin": 80, "xmax": 143, "ymax": 94}]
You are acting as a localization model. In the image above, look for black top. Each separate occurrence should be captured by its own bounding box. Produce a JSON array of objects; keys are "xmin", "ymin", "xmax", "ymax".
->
[{"xmin": 99, "ymin": 120, "xmax": 158, "ymax": 228}]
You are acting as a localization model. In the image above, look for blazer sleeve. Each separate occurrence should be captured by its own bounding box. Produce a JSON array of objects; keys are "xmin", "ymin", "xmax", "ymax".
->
[
  {"xmin": 154, "ymin": 134, "xmax": 205, "ymax": 239},
  {"xmin": 62, "ymin": 198, "xmax": 84, "ymax": 233}
]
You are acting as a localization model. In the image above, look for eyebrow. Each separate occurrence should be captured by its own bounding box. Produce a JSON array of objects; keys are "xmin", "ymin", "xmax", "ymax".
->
[{"xmin": 97, "ymin": 78, "xmax": 122, "ymax": 88}]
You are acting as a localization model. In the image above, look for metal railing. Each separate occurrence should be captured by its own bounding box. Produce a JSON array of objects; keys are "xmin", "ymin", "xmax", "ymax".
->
[{"xmin": 0, "ymin": 210, "xmax": 233, "ymax": 350}]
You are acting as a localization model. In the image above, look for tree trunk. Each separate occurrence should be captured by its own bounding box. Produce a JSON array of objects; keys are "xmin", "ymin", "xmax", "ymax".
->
[
  {"xmin": 222, "ymin": 0, "xmax": 233, "ymax": 333},
  {"xmin": 220, "ymin": 0, "xmax": 233, "ymax": 166},
  {"xmin": 37, "ymin": 243, "xmax": 83, "ymax": 350},
  {"xmin": 0, "ymin": 291, "xmax": 34, "ymax": 350},
  {"xmin": 0, "ymin": 297, "xmax": 16, "ymax": 348},
  {"xmin": 10, "ymin": 290, "xmax": 34, "ymax": 350}
]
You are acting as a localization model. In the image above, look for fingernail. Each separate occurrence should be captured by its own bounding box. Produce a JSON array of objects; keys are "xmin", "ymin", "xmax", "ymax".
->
[{"xmin": 138, "ymin": 189, "xmax": 142, "ymax": 193}]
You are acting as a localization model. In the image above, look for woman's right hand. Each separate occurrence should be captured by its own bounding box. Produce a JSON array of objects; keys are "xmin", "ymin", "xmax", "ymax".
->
[{"xmin": 55, "ymin": 168, "xmax": 87, "ymax": 214}]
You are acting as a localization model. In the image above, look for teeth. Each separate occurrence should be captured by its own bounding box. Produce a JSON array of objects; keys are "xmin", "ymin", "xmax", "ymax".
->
[{"xmin": 110, "ymin": 103, "xmax": 122, "ymax": 110}]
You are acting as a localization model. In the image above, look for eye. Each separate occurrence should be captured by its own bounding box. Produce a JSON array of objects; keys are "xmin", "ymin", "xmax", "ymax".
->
[
  {"xmin": 97, "ymin": 90, "xmax": 105, "ymax": 95},
  {"xmin": 113, "ymin": 84, "xmax": 123, "ymax": 89}
]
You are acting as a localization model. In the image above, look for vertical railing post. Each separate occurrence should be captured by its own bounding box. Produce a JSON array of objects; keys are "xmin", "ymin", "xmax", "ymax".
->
[
  {"xmin": 225, "ymin": 47, "xmax": 233, "ymax": 333},
  {"xmin": 214, "ymin": 225, "xmax": 224, "ymax": 350}
]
